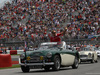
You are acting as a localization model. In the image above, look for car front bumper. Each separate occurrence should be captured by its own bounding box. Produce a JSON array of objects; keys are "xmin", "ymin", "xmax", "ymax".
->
[
  {"xmin": 19, "ymin": 58, "xmax": 54, "ymax": 66},
  {"xmin": 80, "ymin": 57, "xmax": 92, "ymax": 61}
]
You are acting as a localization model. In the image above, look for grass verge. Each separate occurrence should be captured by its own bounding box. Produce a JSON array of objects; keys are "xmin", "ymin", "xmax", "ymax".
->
[
  {"xmin": 11, "ymin": 54, "xmax": 20, "ymax": 56},
  {"xmin": 0, "ymin": 65, "xmax": 20, "ymax": 70}
]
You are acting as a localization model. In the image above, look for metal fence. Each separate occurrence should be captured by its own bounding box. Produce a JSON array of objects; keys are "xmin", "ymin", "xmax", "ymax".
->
[{"xmin": 0, "ymin": 38, "xmax": 99, "ymax": 50}]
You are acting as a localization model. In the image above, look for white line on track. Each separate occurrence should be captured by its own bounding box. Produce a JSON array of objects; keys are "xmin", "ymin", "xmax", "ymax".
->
[{"xmin": 85, "ymin": 73, "xmax": 100, "ymax": 75}]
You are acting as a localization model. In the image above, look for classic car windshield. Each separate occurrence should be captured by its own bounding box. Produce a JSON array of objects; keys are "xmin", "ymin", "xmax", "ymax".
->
[
  {"xmin": 38, "ymin": 42, "xmax": 63, "ymax": 50},
  {"xmin": 94, "ymin": 47, "xmax": 100, "ymax": 51},
  {"xmin": 81, "ymin": 47, "xmax": 93, "ymax": 51}
]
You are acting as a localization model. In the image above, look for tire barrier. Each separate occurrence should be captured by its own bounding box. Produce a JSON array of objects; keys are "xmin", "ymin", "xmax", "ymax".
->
[
  {"xmin": 6, "ymin": 50, "xmax": 24, "ymax": 55},
  {"xmin": 0, "ymin": 54, "xmax": 12, "ymax": 68}
]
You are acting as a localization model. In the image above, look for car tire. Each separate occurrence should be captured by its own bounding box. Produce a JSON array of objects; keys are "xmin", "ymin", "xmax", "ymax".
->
[
  {"xmin": 79, "ymin": 59, "xmax": 81, "ymax": 64},
  {"xmin": 72, "ymin": 57, "xmax": 79, "ymax": 69},
  {"xmin": 79, "ymin": 60, "xmax": 81, "ymax": 64},
  {"xmin": 52, "ymin": 55, "xmax": 61, "ymax": 71},
  {"xmin": 44, "ymin": 66, "xmax": 50, "ymax": 71},
  {"xmin": 95, "ymin": 60, "xmax": 98, "ymax": 63},
  {"xmin": 21, "ymin": 66, "xmax": 30, "ymax": 72},
  {"xmin": 91, "ymin": 55, "xmax": 94, "ymax": 63},
  {"xmin": 95, "ymin": 57, "xmax": 98, "ymax": 63},
  {"xmin": 95, "ymin": 56, "xmax": 98, "ymax": 63}
]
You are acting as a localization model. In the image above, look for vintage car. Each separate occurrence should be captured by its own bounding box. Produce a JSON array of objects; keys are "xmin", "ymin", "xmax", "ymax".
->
[
  {"xmin": 79, "ymin": 47, "xmax": 98, "ymax": 63},
  {"xmin": 19, "ymin": 41, "xmax": 80, "ymax": 72},
  {"xmin": 93, "ymin": 47, "xmax": 100, "ymax": 57}
]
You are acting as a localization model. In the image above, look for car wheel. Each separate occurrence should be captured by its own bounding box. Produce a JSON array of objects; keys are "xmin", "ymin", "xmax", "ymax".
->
[
  {"xmin": 79, "ymin": 60, "xmax": 81, "ymax": 64},
  {"xmin": 44, "ymin": 66, "xmax": 50, "ymax": 71},
  {"xmin": 95, "ymin": 60, "xmax": 98, "ymax": 63},
  {"xmin": 91, "ymin": 55, "xmax": 94, "ymax": 63},
  {"xmin": 21, "ymin": 66, "xmax": 30, "ymax": 72},
  {"xmin": 95, "ymin": 56, "xmax": 98, "ymax": 63},
  {"xmin": 52, "ymin": 55, "xmax": 61, "ymax": 71},
  {"xmin": 72, "ymin": 57, "xmax": 79, "ymax": 69},
  {"xmin": 79, "ymin": 59, "xmax": 81, "ymax": 64}
]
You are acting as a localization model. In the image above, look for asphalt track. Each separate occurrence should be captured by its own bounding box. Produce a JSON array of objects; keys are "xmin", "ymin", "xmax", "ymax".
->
[{"xmin": 0, "ymin": 58, "xmax": 100, "ymax": 75}]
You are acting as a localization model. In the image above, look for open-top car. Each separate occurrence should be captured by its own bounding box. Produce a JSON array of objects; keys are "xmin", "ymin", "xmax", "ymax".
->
[
  {"xmin": 79, "ymin": 47, "xmax": 98, "ymax": 63},
  {"xmin": 19, "ymin": 41, "xmax": 80, "ymax": 72}
]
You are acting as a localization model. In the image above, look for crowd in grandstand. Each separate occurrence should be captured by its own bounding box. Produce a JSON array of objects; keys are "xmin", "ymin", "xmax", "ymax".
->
[{"xmin": 0, "ymin": 0, "xmax": 99, "ymax": 43}]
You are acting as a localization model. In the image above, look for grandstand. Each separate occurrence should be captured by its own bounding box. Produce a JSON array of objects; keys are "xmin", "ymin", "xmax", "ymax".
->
[{"xmin": 0, "ymin": 0, "xmax": 99, "ymax": 49}]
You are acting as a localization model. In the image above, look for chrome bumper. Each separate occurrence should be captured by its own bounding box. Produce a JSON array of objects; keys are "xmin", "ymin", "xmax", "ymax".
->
[
  {"xmin": 19, "ymin": 62, "xmax": 54, "ymax": 66},
  {"xmin": 19, "ymin": 58, "xmax": 54, "ymax": 66},
  {"xmin": 80, "ymin": 57, "xmax": 92, "ymax": 60}
]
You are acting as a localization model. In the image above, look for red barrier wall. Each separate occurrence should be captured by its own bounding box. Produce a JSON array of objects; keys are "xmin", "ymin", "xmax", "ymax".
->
[
  {"xmin": 0, "ymin": 50, "xmax": 2, "ymax": 54},
  {"xmin": 0, "ymin": 54, "xmax": 12, "ymax": 68},
  {"xmin": 10, "ymin": 50, "xmax": 17, "ymax": 55}
]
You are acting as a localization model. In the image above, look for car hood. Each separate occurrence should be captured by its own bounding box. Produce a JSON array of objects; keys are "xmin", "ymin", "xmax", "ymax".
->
[
  {"xmin": 79, "ymin": 51, "xmax": 94, "ymax": 55},
  {"xmin": 25, "ymin": 49, "xmax": 58, "ymax": 56},
  {"xmin": 95, "ymin": 50, "xmax": 100, "ymax": 52}
]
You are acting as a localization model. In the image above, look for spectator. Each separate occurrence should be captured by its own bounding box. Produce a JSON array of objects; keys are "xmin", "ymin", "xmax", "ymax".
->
[{"xmin": 0, "ymin": 0, "xmax": 99, "ymax": 47}]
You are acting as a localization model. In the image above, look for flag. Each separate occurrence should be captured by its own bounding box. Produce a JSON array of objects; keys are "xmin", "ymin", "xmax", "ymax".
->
[
  {"xmin": 24, "ymin": 41, "xmax": 27, "ymax": 59},
  {"xmin": 25, "ymin": 41, "xmax": 27, "ymax": 48},
  {"xmin": 24, "ymin": 41, "xmax": 27, "ymax": 51},
  {"xmin": 88, "ymin": 35, "xmax": 94, "ymax": 39}
]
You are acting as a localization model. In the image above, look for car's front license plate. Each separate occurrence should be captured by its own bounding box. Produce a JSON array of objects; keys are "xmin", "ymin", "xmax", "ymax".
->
[
  {"xmin": 29, "ymin": 59, "xmax": 40, "ymax": 62},
  {"xmin": 30, "ymin": 65, "xmax": 42, "ymax": 69}
]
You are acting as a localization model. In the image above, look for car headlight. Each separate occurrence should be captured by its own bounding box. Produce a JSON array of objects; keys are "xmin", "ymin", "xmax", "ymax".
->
[
  {"xmin": 20, "ymin": 54, "xmax": 25, "ymax": 59},
  {"xmin": 88, "ymin": 53, "xmax": 91, "ymax": 58},
  {"xmin": 46, "ymin": 52, "xmax": 52, "ymax": 58},
  {"xmin": 27, "ymin": 56, "xmax": 31, "ymax": 60},
  {"xmin": 40, "ymin": 56, "xmax": 44, "ymax": 60}
]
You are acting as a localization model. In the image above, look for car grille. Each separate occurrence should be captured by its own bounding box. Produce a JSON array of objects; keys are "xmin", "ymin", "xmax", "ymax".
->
[
  {"xmin": 33, "ymin": 52, "xmax": 42, "ymax": 56},
  {"xmin": 28, "ymin": 57, "xmax": 41, "ymax": 63},
  {"xmin": 80, "ymin": 55, "xmax": 88, "ymax": 58},
  {"xmin": 28, "ymin": 56, "xmax": 45, "ymax": 63}
]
